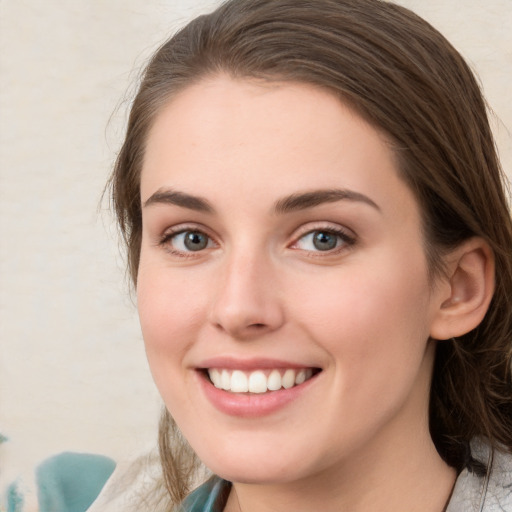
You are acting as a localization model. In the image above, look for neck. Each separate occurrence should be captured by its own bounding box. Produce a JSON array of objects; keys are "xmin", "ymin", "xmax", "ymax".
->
[{"xmin": 225, "ymin": 432, "xmax": 456, "ymax": 512}]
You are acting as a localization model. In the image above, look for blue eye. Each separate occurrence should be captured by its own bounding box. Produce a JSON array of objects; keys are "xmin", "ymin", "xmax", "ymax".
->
[
  {"xmin": 166, "ymin": 230, "xmax": 213, "ymax": 252},
  {"xmin": 295, "ymin": 229, "xmax": 351, "ymax": 252}
]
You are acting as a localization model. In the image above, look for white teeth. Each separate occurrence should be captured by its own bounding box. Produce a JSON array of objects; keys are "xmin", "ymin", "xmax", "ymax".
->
[
  {"xmin": 221, "ymin": 369, "xmax": 231, "ymax": 390},
  {"xmin": 282, "ymin": 369, "xmax": 295, "ymax": 389},
  {"xmin": 267, "ymin": 369, "xmax": 282, "ymax": 391},
  {"xmin": 248, "ymin": 371, "xmax": 267, "ymax": 393},
  {"xmin": 230, "ymin": 370, "xmax": 249, "ymax": 392},
  {"xmin": 295, "ymin": 369, "xmax": 306, "ymax": 385},
  {"xmin": 209, "ymin": 368, "xmax": 222, "ymax": 388},
  {"xmin": 207, "ymin": 367, "xmax": 316, "ymax": 393}
]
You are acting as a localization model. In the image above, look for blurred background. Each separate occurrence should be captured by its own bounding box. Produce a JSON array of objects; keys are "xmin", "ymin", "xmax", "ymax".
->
[{"xmin": 0, "ymin": 0, "xmax": 510, "ymax": 494}]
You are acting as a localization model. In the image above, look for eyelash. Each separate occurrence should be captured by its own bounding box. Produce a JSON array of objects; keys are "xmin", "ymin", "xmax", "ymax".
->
[
  {"xmin": 289, "ymin": 225, "xmax": 356, "ymax": 257},
  {"xmin": 157, "ymin": 224, "xmax": 356, "ymax": 258},
  {"xmin": 158, "ymin": 225, "xmax": 217, "ymax": 258}
]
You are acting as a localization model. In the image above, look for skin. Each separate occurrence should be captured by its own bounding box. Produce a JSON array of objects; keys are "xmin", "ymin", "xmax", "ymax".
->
[{"xmin": 137, "ymin": 76, "xmax": 457, "ymax": 511}]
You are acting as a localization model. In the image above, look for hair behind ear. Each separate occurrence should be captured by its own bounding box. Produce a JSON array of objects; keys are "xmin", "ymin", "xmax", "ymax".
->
[
  {"xmin": 430, "ymin": 335, "xmax": 512, "ymax": 472},
  {"xmin": 428, "ymin": 238, "xmax": 512, "ymax": 471}
]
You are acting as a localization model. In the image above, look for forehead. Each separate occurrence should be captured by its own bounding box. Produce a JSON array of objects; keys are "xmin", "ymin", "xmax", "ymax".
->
[{"xmin": 140, "ymin": 75, "xmax": 417, "ymax": 221}]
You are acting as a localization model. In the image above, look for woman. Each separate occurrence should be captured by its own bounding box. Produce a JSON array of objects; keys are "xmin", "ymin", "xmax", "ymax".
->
[{"xmin": 92, "ymin": 0, "xmax": 512, "ymax": 510}]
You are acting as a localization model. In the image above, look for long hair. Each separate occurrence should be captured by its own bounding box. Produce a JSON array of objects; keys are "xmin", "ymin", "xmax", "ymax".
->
[{"xmin": 109, "ymin": 0, "xmax": 512, "ymax": 505}]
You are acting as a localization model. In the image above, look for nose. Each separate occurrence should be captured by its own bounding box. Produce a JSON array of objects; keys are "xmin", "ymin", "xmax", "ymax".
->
[{"xmin": 208, "ymin": 250, "xmax": 285, "ymax": 340}]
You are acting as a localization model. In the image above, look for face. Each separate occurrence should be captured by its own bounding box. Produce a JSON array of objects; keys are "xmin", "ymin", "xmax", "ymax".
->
[{"xmin": 138, "ymin": 76, "xmax": 443, "ymax": 485}]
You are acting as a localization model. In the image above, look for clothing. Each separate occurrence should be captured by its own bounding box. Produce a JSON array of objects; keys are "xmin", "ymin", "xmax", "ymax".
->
[
  {"xmin": 86, "ymin": 439, "xmax": 512, "ymax": 512},
  {"xmin": 180, "ymin": 441, "xmax": 512, "ymax": 512},
  {"xmin": 179, "ymin": 477, "xmax": 231, "ymax": 512},
  {"xmin": 2, "ymin": 452, "xmax": 116, "ymax": 512},
  {"xmin": 446, "ymin": 441, "xmax": 511, "ymax": 512}
]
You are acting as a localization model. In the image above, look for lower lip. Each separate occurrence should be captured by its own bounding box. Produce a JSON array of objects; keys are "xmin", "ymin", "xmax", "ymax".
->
[{"xmin": 197, "ymin": 371, "xmax": 319, "ymax": 418}]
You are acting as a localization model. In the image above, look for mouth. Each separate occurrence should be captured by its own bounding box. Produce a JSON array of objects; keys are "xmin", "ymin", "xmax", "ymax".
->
[{"xmin": 203, "ymin": 367, "xmax": 321, "ymax": 394}]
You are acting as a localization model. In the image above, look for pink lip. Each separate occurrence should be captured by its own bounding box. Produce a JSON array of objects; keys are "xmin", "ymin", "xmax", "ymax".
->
[
  {"xmin": 196, "ymin": 367, "xmax": 320, "ymax": 418},
  {"xmin": 196, "ymin": 356, "xmax": 316, "ymax": 371}
]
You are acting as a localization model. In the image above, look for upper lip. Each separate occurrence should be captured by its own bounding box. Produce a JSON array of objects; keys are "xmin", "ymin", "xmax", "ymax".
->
[{"xmin": 196, "ymin": 356, "xmax": 321, "ymax": 371}]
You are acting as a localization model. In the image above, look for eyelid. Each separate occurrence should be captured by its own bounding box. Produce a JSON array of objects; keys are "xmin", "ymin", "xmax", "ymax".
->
[
  {"xmin": 157, "ymin": 223, "xmax": 218, "ymax": 256},
  {"xmin": 291, "ymin": 221, "xmax": 355, "ymax": 239},
  {"xmin": 155, "ymin": 221, "xmax": 356, "ymax": 257},
  {"xmin": 289, "ymin": 222, "xmax": 357, "ymax": 252}
]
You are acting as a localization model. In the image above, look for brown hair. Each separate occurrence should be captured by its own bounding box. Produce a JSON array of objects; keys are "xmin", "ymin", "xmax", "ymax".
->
[{"xmin": 110, "ymin": 0, "xmax": 512, "ymax": 505}]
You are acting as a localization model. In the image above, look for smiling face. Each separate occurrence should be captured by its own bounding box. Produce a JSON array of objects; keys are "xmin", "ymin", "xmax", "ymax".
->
[{"xmin": 137, "ymin": 76, "xmax": 444, "ymax": 485}]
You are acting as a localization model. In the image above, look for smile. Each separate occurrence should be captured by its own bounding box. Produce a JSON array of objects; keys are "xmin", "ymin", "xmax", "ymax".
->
[
  {"xmin": 196, "ymin": 359, "xmax": 323, "ymax": 417},
  {"xmin": 207, "ymin": 368, "xmax": 316, "ymax": 393}
]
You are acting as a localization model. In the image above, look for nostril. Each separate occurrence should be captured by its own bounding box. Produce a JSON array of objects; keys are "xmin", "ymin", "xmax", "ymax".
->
[{"xmin": 213, "ymin": 322, "xmax": 266, "ymax": 332}]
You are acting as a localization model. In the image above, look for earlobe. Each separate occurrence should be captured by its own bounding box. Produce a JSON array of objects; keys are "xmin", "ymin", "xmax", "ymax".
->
[{"xmin": 429, "ymin": 238, "xmax": 495, "ymax": 341}]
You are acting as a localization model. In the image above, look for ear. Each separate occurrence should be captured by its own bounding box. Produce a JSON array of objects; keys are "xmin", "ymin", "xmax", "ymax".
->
[{"xmin": 429, "ymin": 238, "xmax": 495, "ymax": 341}]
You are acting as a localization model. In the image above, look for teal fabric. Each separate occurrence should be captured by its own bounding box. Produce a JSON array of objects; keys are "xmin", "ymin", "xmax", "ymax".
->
[
  {"xmin": 5, "ymin": 481, "xmax": 24, "ymax": 512},
  {"xmin": 179, "ymin": 477, "xmax": 231, "ymax": 512},
  {"xmin": 35, "ymin": 452, "xmax": 116, "ymax": 512}
]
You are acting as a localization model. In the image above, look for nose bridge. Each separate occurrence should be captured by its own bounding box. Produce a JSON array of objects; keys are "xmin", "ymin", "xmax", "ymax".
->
[{"xmin": 209, "ymin": 242, "xmax": 284, "ymax": 338}]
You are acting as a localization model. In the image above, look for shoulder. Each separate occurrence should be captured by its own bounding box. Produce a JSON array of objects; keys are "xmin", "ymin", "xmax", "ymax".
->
[
  {"xmin": 86, "ymin": 451, "xmax": 167, "ymax": 512},
  {"xmin": 447, "ymin": 439, "xmax": 512, "ymax": 512}
]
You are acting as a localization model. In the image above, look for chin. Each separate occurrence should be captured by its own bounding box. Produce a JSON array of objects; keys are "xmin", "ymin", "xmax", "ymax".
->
[
  {"xmin": 196, "ymin": 442, "xmax": 317, "ymax": 485},
  {"xmin": 211, "ymin": 463, "xmax": 300, "ymax": 485}
]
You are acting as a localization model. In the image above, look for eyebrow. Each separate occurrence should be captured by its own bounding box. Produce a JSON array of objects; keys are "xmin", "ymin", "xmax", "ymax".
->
[
  {"xmin": 143, "ymin": 187, "xmax": 380, "ymax": 214},
  {"xmin": 273, "ymin": 188, "xmax": 380, "ymax": 214},
  {"xmin": 143, "ymin": 189, "xmax": 214, "ymax": 213}
]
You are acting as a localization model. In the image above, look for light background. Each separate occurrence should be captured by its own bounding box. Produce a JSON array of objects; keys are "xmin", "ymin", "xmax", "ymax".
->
[{"xmin": 0, "ymin": 0, "xmax": 510, "ymax": 491}]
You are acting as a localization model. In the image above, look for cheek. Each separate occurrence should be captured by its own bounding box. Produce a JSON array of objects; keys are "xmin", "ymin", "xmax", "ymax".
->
[
  {"xmin": 137, "ymin": 265, "xmax": 205, "ymax": 374},
  {"xmin": 136, "ymin": 266, "xmax": 213, "ymax": 421},
  {"xmin": 291, "ymin": 250, "xmax": 433, "ymax": 378}
]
